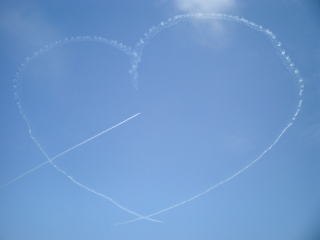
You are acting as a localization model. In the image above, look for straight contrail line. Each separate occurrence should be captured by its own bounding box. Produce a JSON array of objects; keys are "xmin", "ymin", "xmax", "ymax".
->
[
  {"xmin": 0, "ymin": 161, "xmax": 49, "ymax": 189},
  {"xmin": 51, "ymin": 112, "xmax": 141, "ymax": 161},
  {"xmin": 0, "ymin": 113, "xmax": 141, "ymax": 189}
]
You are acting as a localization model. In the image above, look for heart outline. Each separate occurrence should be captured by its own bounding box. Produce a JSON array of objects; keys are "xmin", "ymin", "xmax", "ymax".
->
[{"xmin": 8, "ymin": 13, "xmax": 305, "ymax": 225}]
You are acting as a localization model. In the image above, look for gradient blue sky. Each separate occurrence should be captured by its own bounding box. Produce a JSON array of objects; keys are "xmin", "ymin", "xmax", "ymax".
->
[{"xmin": 1, "ymin": 1, "xmax": 320, "ymax": 239}]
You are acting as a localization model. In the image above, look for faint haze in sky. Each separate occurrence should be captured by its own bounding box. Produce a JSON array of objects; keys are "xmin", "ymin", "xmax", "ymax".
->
[{"xmin": 175, "ymin": 0, "xmax": 236, "ymax": 13}]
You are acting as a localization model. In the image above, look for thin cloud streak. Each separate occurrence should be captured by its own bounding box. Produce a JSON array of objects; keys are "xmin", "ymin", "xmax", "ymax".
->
[
  {"xmin": 0, "ymin": 113, "xmax": 141, "ymax": 189},
  {"xmin": 175, "ymin": 0, "xmax": 236, "ymax": 13}
]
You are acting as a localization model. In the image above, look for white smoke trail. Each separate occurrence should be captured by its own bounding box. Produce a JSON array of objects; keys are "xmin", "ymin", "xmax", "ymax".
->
[
  {"xmin": 9, "ymin": 36, "xmax": 160, "ymax": 223},
  {"xmin": 6, "ymin": 14, "xmax": 305, "ymax": 225},
  {"xmin": 0, "ymin": 113, "xmax": 141, "ymax": 189},
  {"xmin": 119, "ymin": 13, "xmax": 305, "ymax": 225}
]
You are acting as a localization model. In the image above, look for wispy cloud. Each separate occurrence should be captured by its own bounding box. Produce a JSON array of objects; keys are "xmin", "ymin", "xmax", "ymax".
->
[
  {"xmin": 175, "ymin": 0, "xmax": 236, "ymax": 13},
  {"xmin": 171, "ymin": 0, "xmax": 238, "ymax": 47},
  {"xmin": 0, "ymin": 4, "xmax": 62, "ymax": 52}
]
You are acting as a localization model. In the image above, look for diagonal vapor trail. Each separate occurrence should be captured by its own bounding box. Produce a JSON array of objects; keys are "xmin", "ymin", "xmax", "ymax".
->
[
  {"xmin": 0, "ymin": 113, "xmax": 141, "ymax": 189},
  {"xmin": 50, "ymin": 112, "xmax": 142, "ymax": 161}
]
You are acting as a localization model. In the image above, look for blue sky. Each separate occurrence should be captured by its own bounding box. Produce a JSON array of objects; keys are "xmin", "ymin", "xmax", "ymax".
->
[{"xmin": 1, "ymin": 0, "xmax": 320, "ymax": 239}]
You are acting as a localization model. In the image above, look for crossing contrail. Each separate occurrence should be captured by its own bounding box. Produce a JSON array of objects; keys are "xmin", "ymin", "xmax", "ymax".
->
[{"xmin": 0, "ymin": 113, "xmax": 141, "ymax": 189}]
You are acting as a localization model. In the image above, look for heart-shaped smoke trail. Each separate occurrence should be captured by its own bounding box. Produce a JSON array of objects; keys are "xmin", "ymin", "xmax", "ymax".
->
[{"xmin": 2, "ymin": 14, "xmax": 305, "ymax": 225}]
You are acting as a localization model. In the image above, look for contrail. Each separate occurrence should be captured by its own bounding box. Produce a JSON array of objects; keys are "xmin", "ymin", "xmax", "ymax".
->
[
  {"xmin": 0, "ymin": 161, "xmax": 49, "ymax": 189},
  {"xmin": 50, "ymin": 113, "xmax": 142, "ymax": 161},
  {"xmin": 0, "ymin": 113, "xmax": 141, "ymax": 189}
]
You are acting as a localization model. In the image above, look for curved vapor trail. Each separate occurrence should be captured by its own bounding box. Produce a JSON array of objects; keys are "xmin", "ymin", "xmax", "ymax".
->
[
  {"xmin": 117, "ymin": 123, "xmax": 294, "ymax": 225},
  {"xmin": 119, "ymin": 13, "xmax": 305, "ymax": 225}
]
